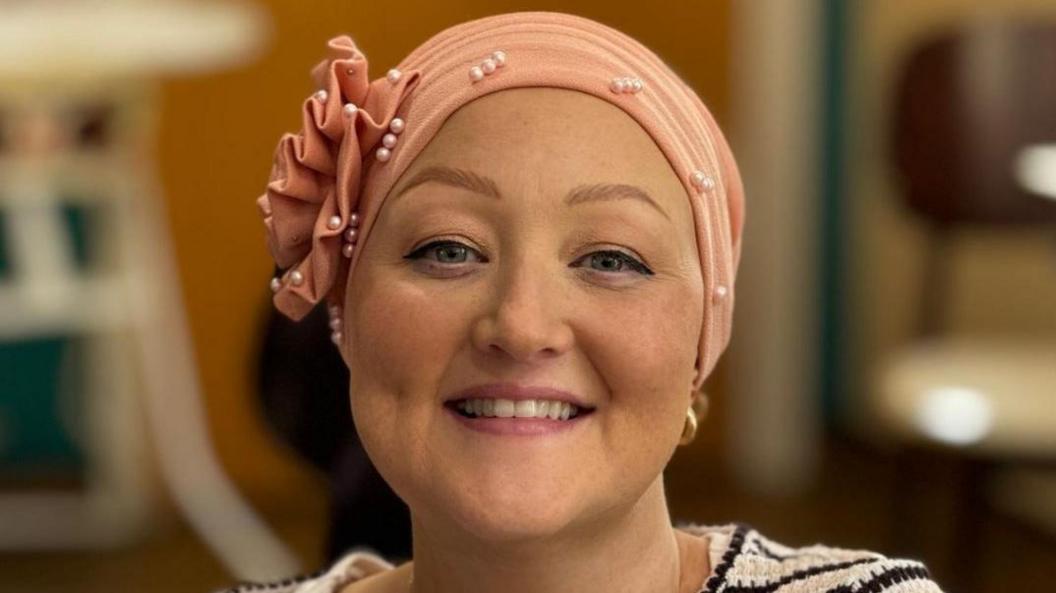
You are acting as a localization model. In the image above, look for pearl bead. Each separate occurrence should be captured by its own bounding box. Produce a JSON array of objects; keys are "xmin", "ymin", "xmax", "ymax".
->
[
  {"xmin": 389, "ymin": 118, "xmax": 405, "ymax": 134},
  {"xmin": 289, "ymin": 270, "xmax": 304, "ymax": 286},
  {"xmin": 314, "ymin": 89, "xmax": 328, "ymax": 102},
  {"xmin": 492, "ymin": 50, "xmax": 506, "ymax": 66},
  {"xmin": 349, "ymin": 212, "xmax": 360, "ymax": 227},
  {"xmin": 714, "ymin": 285, "xmax": 728, "ymax": 300},
  {"xmin": 270, "ymin": 277, "xmax": 282, "ymax": 292},
  {"xmin": 469, "ymin": 66, "xmax": 484, "ymax": 82},
  {"xmin": 329, "ymin": 317, "xmax": 342, "ymax": 330},
  {"xmin": 631, "ymin": 78, "xmax": 643, "ymax": 93},
  {"xmin": 343, "ymin": 103, "xmax": 358, "ymax": 117},
  {"xmin": 328, "ymin": 304, "xmax": 341, "ymax": 317},
  {"xmin": 346, "ymin": 68, "xmax": 355, "ymax": 76},
  {"xmin": 382, "ymin": 133, "xmax": 398, "ymax": 149},
  {"xmin": 387, "ymin": 68, "xmax": 401, "ymax": 83},
  {"xmin": 610, "ymin": 78, "xmax": 627, "ymax": 93},
  {"xmin": 327, "ymin": 215, "xmax": 342, "ymax": 230},
  {"xmin": 481, "ymin": 58, "xmax": 496, "ymax": 74},
  {"xmin": 331, "ymin": 331, "xmax": 343, "ymax": 345},
  {"xmin": 344, "ymin": 228, "xmax": 359, "ymax": 243},
  {"xmin": 376, "ymin": 147, "xmax": 391, "ymax": 162},
  {"xmin": 342, "ymin": 243, "xmax": 355, "ymax": 258}
]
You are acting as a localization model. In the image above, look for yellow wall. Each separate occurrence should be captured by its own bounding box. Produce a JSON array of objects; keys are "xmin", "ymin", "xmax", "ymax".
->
[
  {"xmin": 849, "ymin": 0, "xmax": 1056, "ymax": 405},
  {"xmin": 157, "ymin": 1, "xmax": 733, "ymax": 506}
]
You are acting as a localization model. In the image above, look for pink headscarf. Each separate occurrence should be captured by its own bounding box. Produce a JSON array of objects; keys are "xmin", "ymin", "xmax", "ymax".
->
[{"xmin": 257, "ymin": 11, "xmax": 745, "ymax": 390}]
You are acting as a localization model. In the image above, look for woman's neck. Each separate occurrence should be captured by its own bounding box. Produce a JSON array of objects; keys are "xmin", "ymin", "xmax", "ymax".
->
[{"xmin": 407, "ymin": 476, "xmax": 683, "ymax": 593}]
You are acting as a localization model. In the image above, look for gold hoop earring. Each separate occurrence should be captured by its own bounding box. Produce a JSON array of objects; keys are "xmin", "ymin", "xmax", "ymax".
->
[
  {"xmin": 679, "ymin": 406, "xmax": 698, "ymax": 445},
  {"xmin": 679, "ymin": 390, "xmax": 708, "ymax": 446}
]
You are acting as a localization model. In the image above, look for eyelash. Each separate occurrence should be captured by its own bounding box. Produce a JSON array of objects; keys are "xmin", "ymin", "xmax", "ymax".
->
[{"xmin": 403, "ymin": 240, "xmax": 654, "ymax": 276}]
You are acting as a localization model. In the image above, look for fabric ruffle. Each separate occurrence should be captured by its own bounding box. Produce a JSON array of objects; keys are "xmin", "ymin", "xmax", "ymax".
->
[{"xmin": 257, "ymin": 35, "xmax": 421, "ymax": 320}]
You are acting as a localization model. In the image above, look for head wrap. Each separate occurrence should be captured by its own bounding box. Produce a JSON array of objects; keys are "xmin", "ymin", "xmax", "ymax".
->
[{"xmin": 257, "ymin": 10, "xmax": 745, "ymax": 390}]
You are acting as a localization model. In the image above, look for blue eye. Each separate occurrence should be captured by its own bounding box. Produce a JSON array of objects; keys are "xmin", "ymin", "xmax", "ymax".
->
[
  {"xmin": 404, "ymin": 240, "xmax": 484, "ymax": 265},
  {"xmin": 403, "ymin": 240, "xmax": 653, "ymax": 276},
  {"xmin": 579, "ymin": 250, "xmax": 654, "ymax": 276}
]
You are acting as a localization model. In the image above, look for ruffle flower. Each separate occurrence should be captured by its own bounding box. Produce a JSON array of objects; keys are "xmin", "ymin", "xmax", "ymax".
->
[{"xmin": 257, "ymin": 35, "xmax": 420, "ymax": 320}]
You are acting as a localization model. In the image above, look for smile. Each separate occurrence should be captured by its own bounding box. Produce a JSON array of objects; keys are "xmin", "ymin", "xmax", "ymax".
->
[
  {"xmin": 444, "ymin": 398, "xmax": 595, "ymax": 436},
  {"xmin": 454, "ymin": 398, "xmax": 586, "ymax": 420}
]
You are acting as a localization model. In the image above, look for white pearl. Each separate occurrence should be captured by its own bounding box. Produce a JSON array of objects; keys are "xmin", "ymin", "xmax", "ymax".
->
[
  {"xmin": 714, "ymin": 285, "xmax": 728, "ymax": 299},
  {"xmin": 328, "ymin": 304, "xmax": 341, "ymax": 317},
  {"xmin": 349, "ymin": 212, "xmax": 360, "ymax": 227},
  {"xmin": 342, "ymin": 243, "xmax": 355, "ymax": 258},
  {"xmin": 270, "ymin": 277, "xmax": 282, "ymax": 292},
  {"xmin": 331, "ymin": 331, "xmax": 343, "ymax": 345},
  {"xmin": 344, "ymin": 228, "xmax": 359, "ymax": 243},
  {"xmin": 469, "ymin": 66, "xmax": 484, "ymax": 82},
  {"xmin": 389, "ymin": 118, "xmax": 405, "ymax": 134},
  {"xmin": 329, "ymin": 317, "xmax": 342, "ymax": 330},
  {"xmin": 289, "ymin": 270, "xmax": 304, "ymax": 286},
  {"xmin": 343, "ymin": 103, "xmax": 358, "ymax": 117},
  {"xmin": 327, "ymin": 215, "xmax": 342, "ymax": 230},
  {"xmin": 492, "ymin": 50, "xmax": 506, "ymax": 66},
  {"xmin": 481, "ymin": 58, "xmax": 496, "ymax": 74},
  {"xmin": 609, "ymin": 77, "xmax": 626, "ymax": 93},
  {"xmin": 376, "ymin": 147, "xmax": 391, "ymax": 162},
  {"xmin": 387, "ymin": 68, "xmax": 402, "ymax": 83},
  {"xmin": 314, "ymin": 89, "xmax": 328, "ymax": 102},
  {"xmin": 631, "ymin": 78, "xmax": 643, "ymax": 93},
  {"xmin": 701, "ymin": 176, "xmax": 715, "ymax": 191},
  {"xmin": 382, "ymin": 133, "xmax": 398, "ymax": 149}
]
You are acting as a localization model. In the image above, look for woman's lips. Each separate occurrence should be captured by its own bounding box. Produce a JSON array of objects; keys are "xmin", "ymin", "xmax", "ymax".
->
[{"xmin": 444, "ymin": 404, "xmax": 593, "ymax": 436}]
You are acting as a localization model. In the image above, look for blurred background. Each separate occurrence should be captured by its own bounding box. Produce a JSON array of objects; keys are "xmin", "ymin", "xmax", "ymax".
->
[{"xmin": 1, "ymin": 1, "xmax": 1054, "ymax": 592}]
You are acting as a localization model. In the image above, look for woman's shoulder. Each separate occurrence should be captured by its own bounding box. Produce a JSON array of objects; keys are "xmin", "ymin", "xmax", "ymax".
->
[
  {"xmin": 680, "ymin": 522, "xmax": 946, "ymax": 593},
  {"xmin": 211, "ymin": 547, "xmax": 395, "ymax": 593}
]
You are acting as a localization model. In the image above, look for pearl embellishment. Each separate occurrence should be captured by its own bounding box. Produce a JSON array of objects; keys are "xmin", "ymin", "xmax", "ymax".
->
[
  {"xmin": 343, "ymin": 103, "xmax": 358, "ymax": 117},
  {"xmin": 328, "ymin": 305, "xmax": 343, "ymax": 345},
  {"xmin": 609, "ymin": 77, "xmax": 644, "ymax": 94},
  {"xmin": 612, "ymin": 76, "xmax": 642, "ymax": 93},
  {"xmin": 389, "ymin": 118, "xmax": 405, "ymax": 134},
  {"xmin": 327, "ymin": 216, "xmax": 342, "ymax": 230},
  {"xmin": 713, "ymin": 285, "xmax": 728, "ymax": 302},
  {"xmin": 341, "ymin": 210, "xmax": 362, "ymax": 258},
  {"xmin": 387, "ymin": 68, "xmax": 402, "ymax": 83},
  {"xmin": 314, "ymin": 89, "xmax": 328, "ymax": 102},
  {"xmin": 691, "ymin": 170, "xmax": 716, "ymax": 193},
  {"xmin": 270, "ymin": 277, "xmax": 282, "ymax": 292},
  {"xmin": 382, "ymin": 133, "xmax": 398, "ymax": 149},
  {"xmin": 469, "ymin": 50, "xmax": 507, "ymax": 83},
  {"xmin": 376, "ymin": 147, "xmax": 391, "ymax": 162},
  {"xmin": 289, "ymin": 270, "xmax": 304, "ymax": 286}
]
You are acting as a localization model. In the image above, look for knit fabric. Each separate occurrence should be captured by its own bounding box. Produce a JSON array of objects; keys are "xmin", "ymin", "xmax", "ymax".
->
[{"xmin": 214, "ymin": 523, "xmax": 945, "ymax": 593}]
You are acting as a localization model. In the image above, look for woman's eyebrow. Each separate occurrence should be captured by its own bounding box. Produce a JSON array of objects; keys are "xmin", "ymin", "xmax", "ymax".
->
[{"xmin": 391, "ymin": 165, "xmax": 670, "ymax": 221}]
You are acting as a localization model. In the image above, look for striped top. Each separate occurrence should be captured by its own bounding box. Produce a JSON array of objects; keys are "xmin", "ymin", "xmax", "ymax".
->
[{"xmin": 216, "ymin": 523, "xmax": 945, "ymax": 593}]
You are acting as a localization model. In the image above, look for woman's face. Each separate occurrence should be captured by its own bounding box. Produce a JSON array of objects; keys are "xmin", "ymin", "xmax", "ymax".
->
[{"xmin": 345, "ymin": 88, "xmax": 704, "ymax": 544}]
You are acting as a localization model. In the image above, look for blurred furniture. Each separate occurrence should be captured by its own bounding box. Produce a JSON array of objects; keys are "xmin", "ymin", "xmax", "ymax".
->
[
  {"xmin": 865, "ymin": 19, "xmax": 1056, "ymax": 593},
  {"xmin": 0, "ymin": 1, "xmax": 299, "ymax": 581}
]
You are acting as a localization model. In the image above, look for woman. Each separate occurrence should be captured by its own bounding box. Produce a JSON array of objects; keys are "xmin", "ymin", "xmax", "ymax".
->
[{"xmin": 237, "ymin": 11, "xmax": 945, "ymax": 593}]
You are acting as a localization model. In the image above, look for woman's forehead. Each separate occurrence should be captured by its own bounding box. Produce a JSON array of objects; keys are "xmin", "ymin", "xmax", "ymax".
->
[{"xmin": 392, "ymin": 88, "xmax": 691, "ymax": 222}]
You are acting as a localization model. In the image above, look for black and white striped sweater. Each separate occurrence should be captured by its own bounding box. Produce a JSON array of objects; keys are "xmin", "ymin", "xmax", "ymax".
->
[{"xmin": 216, "ymin": 523, "xmax": 945, "ymax": 593}]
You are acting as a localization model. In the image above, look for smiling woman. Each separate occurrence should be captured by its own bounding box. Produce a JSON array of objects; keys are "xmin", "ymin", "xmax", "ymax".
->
[{"xmin": 236, "ymin": 10, "xmax": 945, "ymax": 593}]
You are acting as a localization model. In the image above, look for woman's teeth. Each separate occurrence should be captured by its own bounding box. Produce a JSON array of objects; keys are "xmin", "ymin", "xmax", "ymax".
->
[{"xmin": 456, "ymin": 398, "xmax": 580, "ymax": 420}]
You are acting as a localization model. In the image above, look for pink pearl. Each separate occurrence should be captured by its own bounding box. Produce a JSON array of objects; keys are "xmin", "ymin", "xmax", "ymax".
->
[
  {"xmin": 469, "ymin": 66, "xmax": 484, "ymax": 82},
  {"xmin": 389, "ymin": 118, "xmax": 405, "ymax": 134},
  {"xmin": 492, "ymin": 50, "xmax": 506, "ymax": 66},
  {"xmin": 481, "ymin": 58, "xmax": 496, "ymax": 74},
  {"xmin": 344, "ymin": 228, "xmax": 358, "ymax": 243},
  {"xmin": 382, "ymin": 133, "xmax": 398, "ymax": 149},
  {"xmin": 349, "ymin": 212, "xmax": 360, "ymax": 227},
  {"xmin": 342, "ymin": 243, "xmax": 355, "ymax": 258},
  {"xmin": 329, "ymin": 317, "xmax": 342, "ymax": 330},
  {"xmin": 327, "ymin": 215, "xmax": 342, "ymax": 230},
  {"xmin": 331, "ymin": 331, "xmax": 343, "ymax": 345},
  {"xmin": 376, "ymin": 147, "xmax": 391, "ymax": 162},
  {"xmin": 609, "ymin": 78, "xmax": 626, "ymax": 93}
]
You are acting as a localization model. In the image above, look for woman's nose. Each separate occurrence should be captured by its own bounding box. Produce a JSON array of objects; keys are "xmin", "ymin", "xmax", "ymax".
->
[{"xmin": 470, "ymin": 260, "xmax": 575, "ymax": 364}]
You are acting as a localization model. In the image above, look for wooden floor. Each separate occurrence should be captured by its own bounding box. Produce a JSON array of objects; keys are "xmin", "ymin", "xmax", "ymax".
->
[{"xmin": 3, "ymin": 433, "xmax": 1053, "ymax": 593}]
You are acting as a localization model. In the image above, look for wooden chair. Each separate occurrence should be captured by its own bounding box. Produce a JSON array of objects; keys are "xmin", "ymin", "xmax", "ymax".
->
[{"xmin": 867, "ymin": 19, "xmax": 1056, "ymax": 593}]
